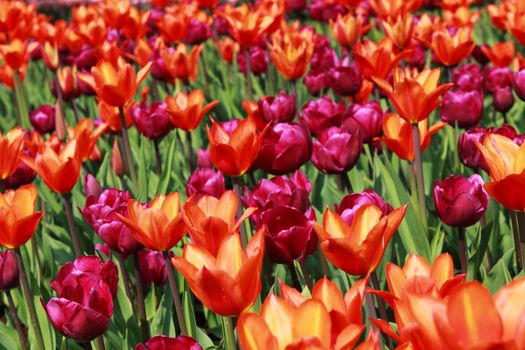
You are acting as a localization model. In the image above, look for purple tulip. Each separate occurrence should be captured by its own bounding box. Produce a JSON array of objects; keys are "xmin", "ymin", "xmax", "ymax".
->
[
  {"xmin": 237, "ymin": 45, "xmax": 268, "ymax": 76},
  {"xmin": 258, "ymin": 91, "xmax": 296, "ymax": 123},
  {"xmin": 335, "ymin": 189, "xmax": 393, "ymax": 226},
  {"xmin": 304, "ymin": 71, "xmax": 329, "ymax": 96},
  {"xmin": 3, "ymin": 155, "xmax": 36, "ymax": 189},
  {"xmin": 328, "ymin": 64, "xmax": 363, "ymax": 97},
  {"xmin": 138, "ymin": 250, "xmax": 168, "ymax": 286},
  {"xmin": 440, "ymin": 89, "xmax": 483, "ymax": 128},
  {"xmin": 493, "ymin": 86, "xmax": 514, "ymax": 113},
  {"xmin": 512, "ymin": 68, "xmax": 525, "ymax": 102},
  {"xmin": 183, "ymin": 19, "xmax": 211, "ymax": 45},
  {"xmin": 311, "ymin": 126, "xmax": 362, "ymax": 174},
  {"xmin": 131, "ymin": 102, "xmax": 174, "ymax": 140},
  {"xmin": 307, "ymin": 0, "xmax": 346, "ymax": 22},
  {"xmin": 186, "ymin": 168, "xmax": 225, "ymax": 199},
  {"xmin": 300, "ymin": 96, "xmax": 345, "ymax": 136},
  {"xmin": 30, "ymin": 105, "xmax": 56, "ymax": 134},
  {"xmin": 483, "ymin": 66, "xmax": 512, "ymax": 93},
  {"xmin": 135, "ymin": 335, "xmax": 203, "ymax": 350},
  {"xmin": 345, "ymin": 101, "xmax": 384, "ymax": 143},
  {"xmin": 452, "ymin": 63, "xmax": 483, "ymax": 91},
  {"xmin": 0, "ymin": 250, "xmax": 18, "ymax": 291}
]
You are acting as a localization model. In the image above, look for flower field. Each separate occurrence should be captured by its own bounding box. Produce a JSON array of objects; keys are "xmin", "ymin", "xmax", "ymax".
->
[{"xmin": 2, "ymin": 0, "xmax": 525, "ymax": 349}]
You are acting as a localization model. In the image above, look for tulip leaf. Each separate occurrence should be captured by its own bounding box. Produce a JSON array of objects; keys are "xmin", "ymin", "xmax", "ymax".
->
[
  {"xmin": 183, "ymin": 285, "xmax": 198, "ymax": 338},
  {"xmin": 0, "ymin": 316, "xmax": 20, "ymax": 350},
  {"xmin": 483, "ymin": 250, "xmax": 514, "ymax": 293},
  {"xmin": 156, "ymin": 134, "xmax": 177, "ymax": 195},
  {"xmin": 468, "ymin": 223, "xmax": 493, "ymax": 280}
]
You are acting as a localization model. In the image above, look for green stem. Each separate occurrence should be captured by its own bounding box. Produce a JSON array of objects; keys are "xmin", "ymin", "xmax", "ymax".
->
[
  {"xmin": 63, "ymin": 194, "xmax": 82, "ymax": 257},
  {"xmin": 133, "ymin": 253, "xmax": 150, "ymax": 341},
  {"xmin": 14, "ymin": 248, "xmax": 45, "ymax": 350},
  {"xmin": 412, "ymin": 124, "xmax": 428, "ymax": 234},
  {"xmin": 457, "ymin": 227, "xmax": 468, "ymax": 275},
  {"xmin": 369, "ymin": 272, "xmax": 392, "ymax": 350},
  {"xmin": 6, "ymin": 290, "xmax": 28, "ymax": 350},
  {"xmin": 185, "ymin": 132, "xmax": 195, "ymax": 173},
  {"xmin": 163, "ymin": 251, "xmax": 188, "ymax": 335},
  {"xmin": 116, "ymin": 254, "xmax": 137, "ymax": 318},
  {"xmin": 245, "ymin": 47, "xmax": 253, "ymax": 101},
  {"xmin": 512, "ymin": 211, "xmax": 525, "ymax": 272},
  {"xmin": 96, "ymin": 337, "xmax": 106, "ymax": 350},
  {"xmin": 118, "ymin": 107, "xmax": 138, "ymax": 189},
  {"xmin": 153, "ymin": 140, "xmax": 162, "ymax": 176},
  {"xmin": 222, "ymin": 316, "xmax": 237, "ymax": 350},
  {"xmin": 13, "ymin": 71, "xmax": 30, "ymax": 129}
]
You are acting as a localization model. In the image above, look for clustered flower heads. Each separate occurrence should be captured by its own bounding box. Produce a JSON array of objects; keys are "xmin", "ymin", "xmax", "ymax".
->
[{"xmin": 1, "ymin": 0, "xmax": 525, "ymax": 349}]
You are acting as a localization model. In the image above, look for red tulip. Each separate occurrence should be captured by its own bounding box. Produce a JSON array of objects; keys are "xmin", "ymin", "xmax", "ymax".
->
[
  {"xmin": 0, "ymin": 250, "xmax": 18, "ymax": 291},
  {"xmin": 138, "ymin": 249, "xmax": 168, "ymax": 287},
  {"xmin": 311, "ymin": 126, "xmax": 362, "ymax": 174},
  {"xmin": 136, "ymin": 335, "xmax": 203, "ymax": 350}
]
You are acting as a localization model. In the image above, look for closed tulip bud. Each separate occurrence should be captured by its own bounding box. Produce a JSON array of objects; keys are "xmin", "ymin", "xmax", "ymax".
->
[
  {"xmin": 258, "ymin": 92, "xmax": 296, "ymax": 123},
  {"xmin": 0, "ymin": 250, "xmax": 18, "ymax": 291},
  {"xmin": 256, "ymin": 122, "xmax": 312, "ymax": 175},
  {"xmin": 84, "ymin": 174, "xmax": 103, "ymax": 199},
  {"xmin": 472, "ymin": 44, "xmax": 490, "ymax": 65},
  {"xmin": 151, "ymin": 52, "xmax": 173, "ymax": 83},
  {"xmin": 286, "ymin": 0, "xmax": 306, "ymax": 12},
  {"xmin": 261, "ymin": 206, "xmax": 317, "ymax": 265},
  {"xmin": 512, "ymin": 69, "xmax": 525, "ymax": 102},
  {"xmin": 138, "ymin": 249, "xmax": 167, "ymax": 287},
  {"xmin": 440, "ymin": 89, "xmax": 483, "ymax": 128},
  {"xmin": 303, "ymin": 71, "xmax": 329, "ymax": 96},
  {"xmin": 310, "ymin": 44, "xmax": 338, "ymax": 72},
  {"xmin": 328, "ymin": 64, "xmax": 363, "ymax": 97},
  {"xmin": 131, "ymin": 102, "xmax": 174, "ymax": 140},
  {"xmin": 136, "ymin": 335, "xmax": 203, "ymax": 350},
  {"xmin": 312, "ymin": 126, "xmax": 362, "ymax": 174},
  {"xmin": 453, "ymin": 63, "xmax": 483, "ymax": 91},
  {"xmin": 493, "ymin": 86, "xmax": 514, "ymax": 113},
  {"xmin": 186, "ymin": 168, "xmax": 225, "ymax": 199},
  {"xmin": 483, "ymin": 66, "xmax": 512, "ymax": 93},
  {"xmin": 237, "ymin": 46, "xmax": 268, "ymax": 76},
  {"xmin": 183, "ymin": 19, "xmax": 211, "ymax": 45},
  {"xmin": 336, "ymin": 190, "xmax": 393, "ymax": 225},
  {"xmin": 30, "ymin": 105, "xmax": 56, "ymax": 134},
  {"xmin": 345, "ymin": 101, "xmax": 384, "ymax": 143},
  {"xmin": 111, "ymin": 139, "xmax": 125, "ymax": 176},
  {"xmin": 300, "ymin": 96, "xmax": 345, "ymax": 136},
  {"xmin": 434, "ymin": 174, "xmax": 489, "ymax": 227}
]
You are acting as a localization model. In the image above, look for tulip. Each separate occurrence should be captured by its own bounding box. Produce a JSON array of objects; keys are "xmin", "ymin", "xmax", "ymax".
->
[
  {"xmin": 336, "ymin": 190, "xmax": 393, "ymax": 225},
  {"xmin": 440, "ymin": 89, "xmax": 483, "ymax": 128},
  {"xmin": 160, "ymin": 44, "xmax": 202, "ymax": 83},
  {"xmin": 256, "ymin": 122, "xmax": 312, "ymax": 175},
  {"xmin": 196, "ymin": 149, "xmax": 212, "ymax": 168},
  {"xmin": 312, "ymin": 126, "xmax": 362, "ymax": 174},
  {"xmin": 285, "ymin": 0, "xmax": 306, "ymax": 12},
  {"xmin": 481, "ymin": 41, "xmax": 515, "ymax": 68},
  {"xmin": 261, "ymin": 206, "xmax": 317, "ymax": 265},
  {"xmin": 98, "ymin": 101, "xmax": 133, "ymax": 133},
  {"xmin": 0, "ymin": 127, "xmax": 24, "ymax": 180},
  {"xmin": 111, "ymin": 139, "xmax": 125, "ymax": 176},
  {"xmin": 21, "ymin": 140, "xmax": 81, "ymax": 194},
  {"xmin": 0, "ymin": 250, "xmax": 18, "ymax": 291},
  {"xmin": 237, "ymin": 45, "xmax": 269, "ymax": 76},
  {"xmin": 328, "ymin": 64, "xmax": 363, "ymax": 97},
  {"xmin": 183, "ymin": 19, "xmax": 211, "ymax": 45},
  {"xmin": 165, "ymin": 90, "xmax": 219, "ymax": 131},
  {"xmin": 258, "ymin": 92, "xmax": 296, "ymax": 123},
  {"xmin": 218, "ymin": 37, "xmax": 238, "ymax": 64},
  {"xmin": 353, "ymin": 38, "xmax": 410, "ymax": 79},
  {"xmin": 434, "ymin": 175, "xmax": 489, "ymax": 227},
  {"xmin": 345, "ymin": 101, "xmax": 384, "ymax": 143},
  {"xmin": 186, "ymin": 168, "xmax": 225, "ymax": 199},
  {"xmin": 314, "ymin": 201, "xmax": 407, "ymax": 276},
  {"xmin": 69, "ymin": 119, "xmax": 108, "ymax": 162},
  {"xmin": 182, "ymin": 191, "xmax": 255, "ymax": 256},
  {"xmin": 77, "ymin": 57, "xmax": 152, "ymax": 108},
  {"xmin": 151, "ymin": 50, "xmax": 173, "ymax": 83},
  {"xmin": 136, "ymin": 335, "xmax": 203, "ymax": 350},
  {"xmin": 513, "ymin": 68, "xmax": 525, "ymax": 102},
  {"xmin": 427, "ymin": 27, "xmax": 475, "ymax": 66},
  {"xmin": 131, "ymin": 102, "xmax": 174, "ymax": 140},
  {"xmin": 493, "ymin": 86, "xmax": 515, "ymax": 113},
  {"xmin": 118, "ymin": 192, "xmax": 186, "ymax": 252},
  {"xmin": 206, "ymin": 116, "xmax": 267, "ymax": 177},
  {"xmin": 307, "ymin": 0, "xmax": 346, "ymax": 22},
  {"xmin": 0, "ymin": 39, "xmax": 36, "ymax": 71},
  {"xmin": 172, "ymin": 229, "xmax": 265, "ymax": 316},
  {"xmin": 269, "ymin": 25, "xmax": 314, "ymax": 80},
  {"xmin": 484, "ymin": 66, "xmax": 512, "ymax": 94},
  {"xmin": 138, "ymin": 250, "xmax": 168, "ymax": 287},
  {"xmin": 3, "ymin": 156, "xmax": 36, "ymax": 190},
  {"xmin": 30, "ymin": 105, "xmax": 55, "ymax": 134},
  {"xmin": 303, "ymin": 71, "xmax": 329, "ymax": 96},
  {"xmin": 330, "ymin": 12, "xmax": 369, "ymax": 48},
  {"xmin": 381, "ymin": 13, "xmax": 414, "ymax": 50},
  {"xmin": 43, "ymin": 256, "xmax": 118, "ymax": 342},
  {"xmin": 373, "ymin": 67, "xmax": 453, "ymax": 124},
  {"xmin": 156, "ymin": 11, "xmax": 190, "ymax": 44},
  {"xmin": 452, "ymin": 63, "xmax": 484, "ymax": 92},
  {"xmin": 299, "ymin": 96, "xmax": 345, "ymax": 136},
  {"xmin": 219, "ymin": 4, "xmax": 274, "ymax": 48}
]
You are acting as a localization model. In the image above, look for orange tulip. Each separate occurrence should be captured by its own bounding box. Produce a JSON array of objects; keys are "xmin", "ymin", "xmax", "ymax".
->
[
  {"xmin": 0, "ymin": 64, "xmax": 25, "ymax": 88},
  {"xmin": 0, "ymin": 127, "xmax": 24, "ymax": 180},
  {"xmin": 56, "ymin": 66, "xmax": 80, "ymax": 101},
  {"xmin": 505, "ymin": 9, "xmax": 525, "ymax": 46},
  {"xmin": 68, "ymin": 119, "xmax": 108, "ymax": 162},
  {"xmin": 476, "ymin": 133, "xmax": 525, "ymax": 211},
  {"xmin": 373, "ymin": 67, "xmax": 453, "ymax": 124},
  {"xmin": 172, "ymin": 228, "xmax": 265, "ymax": 316},
  {"xmin": 412, "ymin": 13, "xmax": 442, "ymax": 44},
  {"xmin": 120, "ymin": 6, "xmax": 149, "ymax": 39},
  {"xmin": 129, "ymin": 38, "xmax": 155, "ymax": 68},
  {"xmin": 425, "ymin": 27, "xmax": 474, "ymax": 67},
  {"xmin": 160, "ymin": 43, "xmax": 202, "ymax": 84},
  {"xmin": 101, "ymin": 0, "xmax": 131, "ymax": 30},
  {"xmin": 481, "ymin": 41, "xmax": 516, "ymax": 68},
  {"xmin": 0, "ymin": 39, "xmax": 37, "ymax": 71},
  {"xmin": 41, "ymin": 41, "xmax": 59, "ymax": 70},
  {"xmin": 268, "ymin": 24, "xmax": 314, "ymax": 81},
  {"xmin": 165, "ymin": 90, "xmax": 219, "ymax": 131},
  {"xmin": 206, "ymin": 116, "xmax": 267, "ymax": 177},
  {"xmin": 0, "ymin": 184, "xmax": 43, "ymax": 249},
  {"xmin": 21, "ymin": 140, "xmax": 81, "ymax": 194},
  {"xmin": 219, "ymin": 4, "xmax": 274, "ymax": 48},
  {"xmin": 182, "ymin": 191, "xmax": 255, "ymax": 256},
  {"xmin": 77, "ymin": 57, "xmax": 152, "ymax": 108},
  {"xmin": 313, "ymin": 203, "xmax": 407, "ymax": 276},
  {"xmin": 486, "ymin": 2, "xmax": 511, "ymax": 31},
  {"xmin": 118, "ymin": 192, "xmax": 186, "ymax": 251},
  {"xmin": 370, "ymin": 0, "xmax": 422, "ymax": 20},
  {"xmin": 218, "ymin": 37, "xmax": 239, "ymax": 64},
  {"xmin": 157, "ymin": 10, "xmax": 190, "ymax": 44},
  {"xmin": 381, "ymin": 13, "xmax": 414, "ymax": 50},
  {"xmin": 443, "ymin": 6, "xmax": 480, "ymax": 28},
  {"xmin": 378, "ymin": 113, "xmax": 446, "ymax": 162},
  {"xmin": 75, "ymin": 17, "xmax": 107, "ymax": 48},
  {"xmin": 98, "ymin": 101, "xmax": 133, "ymax": 132},
  {"xmin": 330, "ymin": 13, "xmax": 370, "ymax": 48},
  {"xmin": 353, "ymin": 38, "xmax": 411, "ymax": 79}
]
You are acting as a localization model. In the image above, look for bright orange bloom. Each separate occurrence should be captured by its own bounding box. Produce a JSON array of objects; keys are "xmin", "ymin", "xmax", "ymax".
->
[
  {"xmin": 120, "ymin": 6, "xmax": 149, "ymax": 39},
  {"xmin": 370, "ymin": 0, "xmax": 422, "ymax": 20},
  {"xmin": 443, "ymin": 6, "xmax": 480, "ymax": 28},
  {"xmin": 41, "ymin": 41, "xmax": 60, "ymax": 70},
  {"xmin": 353, "ymin": 38, "xmax": 411, "ymax": 79},
  {"xmin": 381, "ymin": 13, "xmax": 414, "ymax": 50},
  {"xmin": 207, "ymin": 116, "xmax": 267, "ymax": 177},
  {"xmin": 0, "ymin": 39, "xmax": 37, "ymax": 71},
  {"xmin": 98, "ymin": 101, "xmax": 133, "ymax": 132},
  {"xmin": 77, "ymin": 57, "xmax": 152, "ymax": 108},
  {"xmin": 441, "ymin": 0, "xmax": 476, "ymax": 11},
  {"xmin": 425, "ymin": 27, "xmax": 474, "ymax": 67},
  {"xmin": 238, "ymin": 277, "xmax": 372, "ymax": 350},
  {"xmin": 477, "ymin": 134, "xmax": 525, "ymax": 211},
  {"xmin": 412, "ymin": 13, "xmax": 441, "ymax": 43},
  {"xmin": 75, "ymin": 17, "xmax": 107, "ymax": 48},
  {"xmin": 313, "ymin": 203, "xmax": 407, "ymax": 276},
  {"xmin": 21, "ymin": 140, "xmax": 81, "ymax": 194},
  {"xmin": 182, "ymin": 191, "xmax": 255, "ymax": 256},
  {"xmin": 0, "ymin": 184, "xmax": 43, "ymax": 249},
  {"xmin": 378, "ymin": 113, "xmax": 446, "ymax": 161},
  {"xmin": 129, "ymin": 38, "xmax": 155, "ymax": 67},
  {"xmin": 219, "ymin": 4, "xmax": 274, "ymax": 48},
  {"xmin": 101, "ymin": 0, "xmax": 131, "ymax": 29},
  {"xmin": 218, "ymin": 37, "xmax": 239, "ymax": 64},
  {"xmin": 57, "ymin": 66, "xmax": 79, "ymax": 101},
  {"xmin": 481, "ymin": 41, "xmax": 516, "ymax": 68},
  {"xmin": 160, "ymin": 43, "xmax": 202, "ymax": 83},
  {"xmin": 157, "ymin": 9, "xmax": 190, "ymax": 44},
  {"xmin": 0, "ymin": 64, "xmax": 25, "ymax": 88},
  {"xmin": 119, "ymin": 192, "xmax": 186, "ymax": 251},
  {"xmin": 330, "ymin": 13, "xmax": 370, "ymax": 48},
  {"xmin": 165, "ymin": 90, "xmax": 219, "ymax": 131},
  {"xmin": 0, "ymin": 127, "xmax": 24, "ymax": 180},
  {"xmin": 268, "ymin": 24, "xmax": 314, "ymax": 80},
  {"xmin": 68, "ymin": 119, "xmax": 108, "ymax": 162},
  {"xmin": 172, "ymin": 228, "xmax": 265, "ymax": 316},
  {"xmin": 505, "ymin": 8, "xmax": 525, "ymax": 46},
  {"xmin": 373, "ymin": 68, "xmax": 452, "ymax": 124}
]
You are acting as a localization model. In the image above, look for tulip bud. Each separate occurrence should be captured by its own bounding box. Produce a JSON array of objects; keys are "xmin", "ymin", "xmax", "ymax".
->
[
  {"xmin": 453, "ymin": 63, "xmax": 483, "ymax": 91},
  {"xmin": 256, "ymin": 122, "xmax": 312, "ymax": 175},
  {"xmin": 111, "ymin": 139, "xmax": 125, "ymax": 176},
  {"xmin": 136, "ymin": 335, "xmax": 203, "ymax": 350},
  {"xmin": 300, "ymin": 96, "xmax": 345, "ymax": 136},
  {"xmin": 131, "ymin": 102, "xmax": 174, "ymax": 140},
  {"xmin": 237, "ymin": 46, "xmax": 268, "ymax": 76},
  {"xmin": 472, "ymin": 44, "xmax": 490, "ymax": 65},
  {"xmin": 138, "ymin": 250, "xmax": 168, "ymax": 286},
  {"xmin": 328, "ymin": 64, "xmax": 363, "ymax": 97},
  {"xmin": 30, "ymin": 105, "xmax": 56, "ymax": 134},
  {"xmin": 261, "ymin": 206, "xmax": 317, "ymax": 265},
  {"xmin": 0, "ymin": 250, "xmax": 18, "ymax": 291},
  {"xmin": 312, "ymin": 126, "xmax": 362, "ymax": 174},
  {"xmin": 84, "ymin": 174, "xmax": 103, "ymax": 198},
  {"xmin": 440, "ymin": 89, "xmax": 483, "ymax": 128},
  {"xmin": 54, "ymin": 99, "xmax": 67, "ymax": 140},
  {"xmin": 183, "ymin": 19, "xmax": 211, "ymax": 45},
  {"xmin": 186, "ymin": 168, "xmax": 225, "ymax": 199},
  {"xmin": 335, "ymin": 189, "xmax": 393, "ymax": 225},
  {"xmin": 513, "ymin": 69, "xmax": 525, "ymax": 102},
  {"xmin": 258, "ymin": 92, "xmax": 296, "ymax": 123},
  {"xmin": 151, "ymin": 52, "xmax": 173, "ymax": 83},
  {"xmin": 483, "ymin": 66, "xmax": 512, "ymax": 93},
  {"xmin": 303, "ymin": 71, "xmax": 329, "ymax": 96},
  {"xmin": 345, "ymin": 101, "xmax": 384, "ymax": 143},
  {"xmin": 493, "ymin": 86, "xmax": 514, "ymax": 113},
  {"xmin": 434, "ymin": 174, "xmax": 489, "ymax": 227}
]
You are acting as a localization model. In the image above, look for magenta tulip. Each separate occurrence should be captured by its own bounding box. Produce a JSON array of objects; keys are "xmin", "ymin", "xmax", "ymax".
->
[
  {"xmin": 258, "ymin": 92, "xmax": 296, "ymax": 123},
  {"xmin": 300, "ymin": 96, "xmax": 345, "ymax": 136},
  {"xmin": 311, "ymin": 126, "xmax": 362, "ymax": 174},
  {"xmin": 138, "ymin": 250, "xmax": 168, "ymax": 287},
  {"xmin": 0, "ymin": 250, "xmax": 18, "ymax": 291},
  {"xmin": 131, "ymin": 102, "xmax": 174, "ymax": 140},
  {"xmin": 440, "ymin": 89, "xmax": 483, "ymax": 128},
  {"xmin": 135, "ymin": 335, "xmax": 203, "ymax": 350},
  {"xmin": 186, "ymin": 168, "xmax": 225, "ymax": 199},
  {"xmin": 335, "ymin": 189, "xmax": 393, "ymax": 225},
  {"xmin": 30, "ymin": 105, "xmax": 55, "ymax": 134}
]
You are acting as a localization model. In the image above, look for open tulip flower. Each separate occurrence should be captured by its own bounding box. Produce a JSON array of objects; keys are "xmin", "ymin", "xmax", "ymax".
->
[
  {"xmin": 353, "ymin": 38, "xmax": 411, "ymax": 79},
  {"xmin": 160, "ymin": 44, "xmax": 202, "ymax": 84},
  {"xmin": 68, "ymin": 118, "xmax": 108, "ymax": 162},
  {"xmin": 0, "ymin": 127, "xmax": 24, "ymax": 180},
  {"xmin": 425, "ymin": 26, "xmax": 475, "ymax": 67},
  {"xmin": 219, "ymin": 4, "xmax": 274, "ymax": 48},
  {"xmin": 165, "ymin": 89, "xmax": 219, "ymax": 131}
]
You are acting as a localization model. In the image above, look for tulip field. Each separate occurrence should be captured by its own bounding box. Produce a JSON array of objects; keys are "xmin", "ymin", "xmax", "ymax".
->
[{"xmin": 3, "ymin": 0, "xmax": 525, "ymax": 348}]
